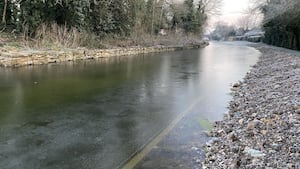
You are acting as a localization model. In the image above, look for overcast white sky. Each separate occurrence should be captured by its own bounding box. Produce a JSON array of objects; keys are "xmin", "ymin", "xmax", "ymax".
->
[
  {"xmin": 207, "ymin": 0, "xmax": 250, "ymax": 32},
  {"xmin": 223, "ymin": 0, "xmax": 249, "ymax": 14},
  {"xmin": 222, "ymin": 0, "xmax": 249, "ymax": 21},
  {"xmin": 175, "ymin": 0, "xmax": 253, "ymax": 32}
]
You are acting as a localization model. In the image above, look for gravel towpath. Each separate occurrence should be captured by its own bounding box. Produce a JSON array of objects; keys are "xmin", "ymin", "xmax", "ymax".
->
[{"xmin": 203, "ymin": 46, "xmax": 300, "ymax": 169}]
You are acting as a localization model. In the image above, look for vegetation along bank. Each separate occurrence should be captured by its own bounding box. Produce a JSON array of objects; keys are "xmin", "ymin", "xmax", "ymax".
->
[
  {"xmin": 262, "ymin": 0, "xmax": 300, "ymax": 50},
  {"xmin": 0, "ymin": 0, "xmax": 210, "ymax": 67},
  {"xmin": 0, "ymin": 42, "xmax": 208, "ymax": 68}
]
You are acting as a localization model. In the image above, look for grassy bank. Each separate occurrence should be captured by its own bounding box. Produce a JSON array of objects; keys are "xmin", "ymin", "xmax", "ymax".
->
[
  {"xmin": 0, "ymin": 30, "xmax": 208, "ymax": 68},
  {"xmin": 0, "ymin": 23, "xmax": 205, "ymax": 50}
]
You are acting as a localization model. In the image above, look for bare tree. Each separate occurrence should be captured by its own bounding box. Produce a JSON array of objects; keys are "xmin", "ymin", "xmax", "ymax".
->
[
  {"xmin": 200, "ymin": 0, "xmax": 223, "ymax": 16},
  {"xmin": 210, "ymin": 21, "xmax": 236, "ymax": 40},
  {"xmin": 249, "ymin": 0, "xmax": 299, "ymax": 24},
  {"xmin": 170, "ymin": 0, "xmax": 222, "ymax": 15},
  {"xmin": 2, "ymin": 0, "xmax": 8, "ymax": 25},
  {"xmin": 236, "ymin": 2, "xmax": 264, "ymax": 30}
]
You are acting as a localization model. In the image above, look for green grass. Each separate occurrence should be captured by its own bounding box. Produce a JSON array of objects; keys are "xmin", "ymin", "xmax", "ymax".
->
[{"xmin": 197, "ymin": 118, "xmax": 214, "ymax": 130}]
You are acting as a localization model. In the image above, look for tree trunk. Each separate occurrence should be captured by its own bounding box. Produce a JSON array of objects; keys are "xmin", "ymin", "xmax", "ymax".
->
[
  {"xmin": 151, "ymin": 0, "xmax": 155, "ymax": 35},
  {"xmin": 296, "ymin": 27, "xmax": 300, "ymax": 50},
  {"xmin": 2, "ymin": 0, "xmax": 7, "ymax": 24}
]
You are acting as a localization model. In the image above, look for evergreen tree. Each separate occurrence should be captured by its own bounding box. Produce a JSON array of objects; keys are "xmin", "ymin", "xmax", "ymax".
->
[
  {"xmin": 0, "ymin": 0, "xmax": 209, "ymax": 38},
  {"xmin": 195, "ymin": 0, "xmax": 207, "ymax": 34},
  {"xmin": 87, "ymin": 0, "xmax": 115, "ymax": 37},
  {"xmin": 110, "ymin": 0, "xmax": 131, "ymax": 36},
  {"xmin": 183, "ymin": 0, "xmax": 196, "ymax": 33}
]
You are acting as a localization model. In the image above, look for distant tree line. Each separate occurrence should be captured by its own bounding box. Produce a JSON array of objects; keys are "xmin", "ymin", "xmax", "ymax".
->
[
  {"xmin": 209, "ymin": 22, "xmax": 236, "ymax": 41},
  {"xmin": 0, "ymin": 0, "xmax": 209, "ymax": 38},
  {"xmin": 260, "ymin": 0, "xmax": 300, "ymax": 50}
]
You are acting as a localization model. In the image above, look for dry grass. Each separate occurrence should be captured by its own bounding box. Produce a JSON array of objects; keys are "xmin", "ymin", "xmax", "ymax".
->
[
  {"xmin": 34, "ymin": 23, "xmax": 100, "ymax": 49},
  {"xmin": 1, "ymin": 24, "xmax": 203, "ymax": 51},
  {"xmin": 34, "ymin": 23, "xmax": 79, "ymax": 48},
  {"xmin": 14, "ymin": 23, "xmax": 100, "ymax": 49},
  {"xmin": 100, "ymin": 33, "xmax": 203, "ymax": 48}
]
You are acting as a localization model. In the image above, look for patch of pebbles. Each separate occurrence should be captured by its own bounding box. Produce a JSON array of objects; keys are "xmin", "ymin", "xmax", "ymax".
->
[{"xmin": 203, "ymin": 46, "xmax": 300, "ymax": 169}]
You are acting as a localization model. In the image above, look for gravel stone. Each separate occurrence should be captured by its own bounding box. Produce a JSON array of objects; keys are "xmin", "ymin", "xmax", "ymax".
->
[{"xmin": 203, "ymin": 46, "xmax": 300, "ymax": 169}]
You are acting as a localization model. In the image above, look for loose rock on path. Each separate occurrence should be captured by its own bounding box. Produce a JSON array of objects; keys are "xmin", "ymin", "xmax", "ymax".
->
[{"xmin": 203, "ymin": 46, "xmax": 300, "ymax": 169}]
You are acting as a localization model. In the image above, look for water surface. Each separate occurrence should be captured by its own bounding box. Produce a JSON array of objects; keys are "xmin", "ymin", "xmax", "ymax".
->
[{"xmin": 0, "ymin": 42, "xmax": 260, "ymax": 169}]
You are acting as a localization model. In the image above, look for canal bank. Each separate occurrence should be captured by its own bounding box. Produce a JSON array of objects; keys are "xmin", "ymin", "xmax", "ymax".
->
[
  {"xmin": 0, "ymin": 42, "xmax": 208, "ymax": 68},
  {"xmin": 203, "ymin": 45, "xmax": 300, "ymax": 168}
]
